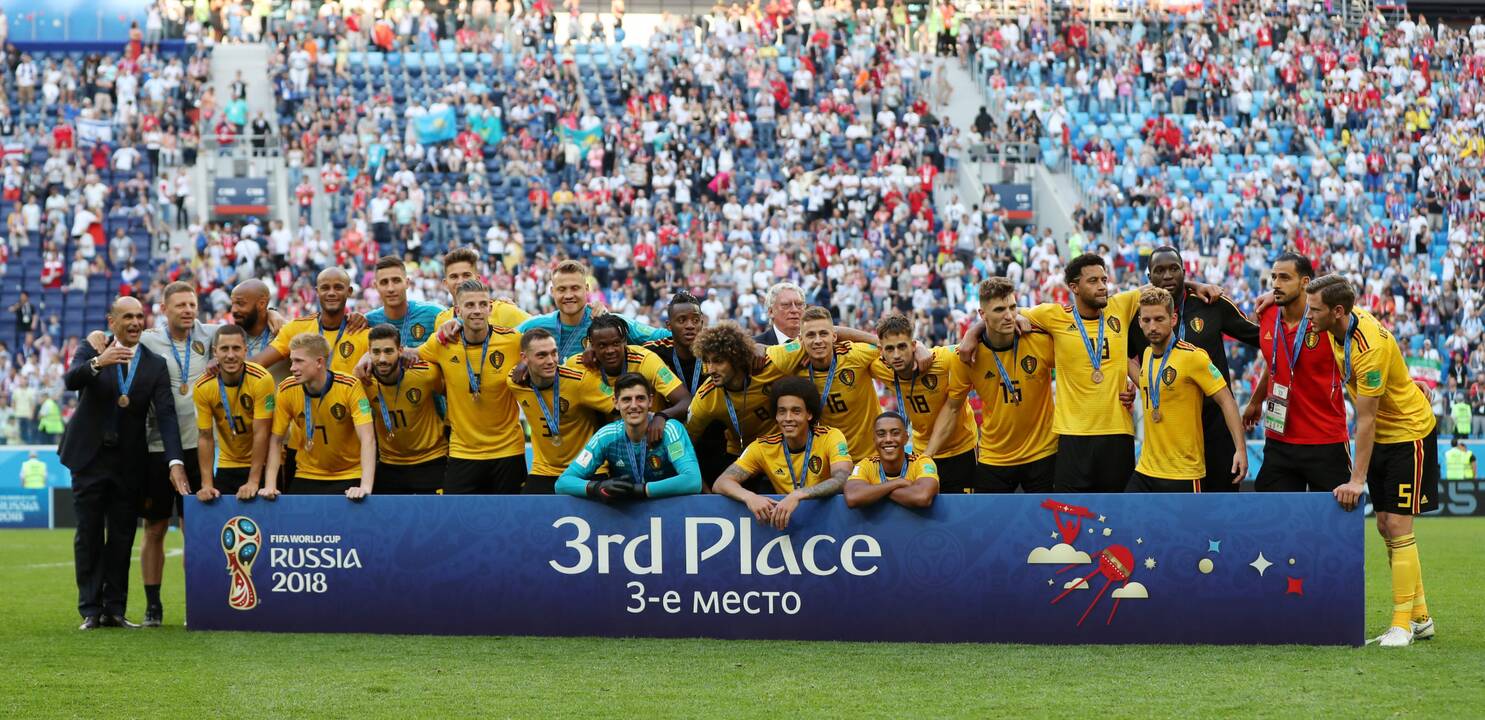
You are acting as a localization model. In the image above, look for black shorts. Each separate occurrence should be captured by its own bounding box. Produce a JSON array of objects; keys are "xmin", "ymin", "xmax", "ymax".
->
[
  {"xmin": 978, "ymin": 455, "xmax": 1056, "ymax": 493},
  {"xmin": 444, "ymin": 455, "xmax": 527, "ymax": 494},
  {"xmin": 1198, "ymin": 400, "xmax": 1240, "ymax": 492},
  {"xmin": 1126, "ymin": 471, "xmax": 1197, "ymax": 493},
  {"xmin": 290, "ymin": 478, "xmax": 358, "ymax": 495},
  {"xmin": 1368, "ymin": 427, "xmax": 1441, "ymax": 516},
  {"xmin": 522, "ymin": 474, "xmax": 557, "ymax": 495},
  {"xmin": 141, "ymin": 448, "xmax": 201, "ymax": 522},
  {"xmin": 1054, "ymin": 435, "xmax": 1134, "ymax": 493},
  {"xmin": 1255, "ymin": 440, "xmax": 1351, "ymax": 493},
  {"xmin": 212, "ymin": 466, "xmax": 252, "ymax": 496},
  {"xmin": 932, "ymin": 450, "xmax": 978, "ymax": 494},
  {"xmin": 376, "ymin": 458, "xmax": 447, "ymax": 494}
]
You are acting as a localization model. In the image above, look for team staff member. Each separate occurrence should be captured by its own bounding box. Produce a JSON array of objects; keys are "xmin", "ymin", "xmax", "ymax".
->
[
  {"xmin": 1308, "ymin": 276, "xmax": 1438, "ymax": 648},
  {"xmin": 432, "ymin": 246, "xmax": 530, "ymax": 334},
  {"xmin": 256, "ymin": 267, "xmax": 370, "ymax": 376},
  {"xmin": 714, "ymin": 377, "xmax": 854, "ymax": 530},
  {"xmin": 556, "ymin": 373, "xmax": 704, "ymax": 500},
  {"xmin": 869, "ymin": 313, "xmax": 977, "ymax": 492},
  {"xmin": 229, "ymin": 279, "xmax": 288, "ymax": 381},
  {"xmin": 510, "ymin": 328, "xmax": 615, "ymax": 494},
  {"xmin": 1129, "ymin": 246, "xmax": 1260, "ymax": 492},
  {"xmin": 419, "ymin": 280, "xmax": 527, "ymax": 494},
  {"xmin": 193, "ymin": 325, "xmax": 275, "ymax": 501},
  {"xmin": 768, "ymin": 307, "xmax": 882, "ymax": 461},
  {"xmin": 755, "ymin": 282, "xmax": 807, "ymax": 346},
  {"xmin": 572, "ymin": 314, "xmax": 689, "ymax": 439},
  {"xmin": 844, "ymin": 413, "xmax": 940, "ymax": 508},
  {"xmin": 937, "ymin": 278, "xmax": 1059, "ymax": 492},
  {"xmin": 1243, "ymin": 253, "xmax": 1352, "ymax": 492},
  {"xmin": 366, "ymin": 256, "xmax": 444, "ymax": 346},
  {"xmin": 1127, "ymin": 288, "xmax": 1248, "ymax": 492},
  {"xmin": 364, "ymin": 324, "xmax": 448, "ymax": 494},
  {"xmin": 686, "ymin": 322, "xmax": 791, "ymax": 487},
  {"xmin": 62, "ymin": 296, "xmax": 187, "ymax": 630},
  {"xmin": 261, "ymin": 334, "xmax": 376, "ymax": 499},
  {"xmin": 518, "ymin": 260, "xmax": 670, "ymax": 359}
]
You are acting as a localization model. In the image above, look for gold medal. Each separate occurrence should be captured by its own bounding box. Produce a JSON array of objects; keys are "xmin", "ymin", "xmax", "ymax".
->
[
  {"xmin": 1152, "ymin": 408, "xmax": 1163, "ymax": 423},
  {"xmin": 117, "ymin": 395, "xmax": 130, "ymax": 408},
  {"xmin": 304, "ymin": 439, "xmax": 314, "ymax": 452},
  {"xmin": 1091, "ymin": 369, "xmax": 1104, "ymax": 384},
  {"xmin": 552, "ymin": 435, "xmax": 562, "ymax": 448},
  {"xmin": 387, "ymin": 430, "xmax": 396, "ymax": 441},
  {"xmin": 472, "ymin": 390, "xmax": 481, "ymax": 400},
  {"xmin": 179, "ymin": 384, "xmax": 190, "ymax": 396}
]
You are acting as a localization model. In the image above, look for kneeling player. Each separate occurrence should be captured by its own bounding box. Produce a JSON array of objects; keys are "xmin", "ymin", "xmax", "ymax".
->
[
  {"xmin": 194, "ymin": 325, "xmax": 275, "ymax": 501},
  {"xmin": 1307, "ymin": 276, "xmax": 1438, "ymax": 647},
  {"xmin": 713, "ymin": 377, "xmax": 853, "ymax": 530},
  {"xmin": 844, "ymin": 413, "xmax": 940, "ymax": 508},
  {"xmin": 556, "ymin": 373, "xmax": 703, "ymax": 500},
  {"xmin": 1127, "ymin": 288, "xmax": 1247, "ymax": 492}
]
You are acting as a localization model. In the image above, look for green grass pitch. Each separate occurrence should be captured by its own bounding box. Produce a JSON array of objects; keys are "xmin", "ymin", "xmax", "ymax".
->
[{"xmin": 2, "ymin": 518, "xmax": 1483, "ymax": 718}]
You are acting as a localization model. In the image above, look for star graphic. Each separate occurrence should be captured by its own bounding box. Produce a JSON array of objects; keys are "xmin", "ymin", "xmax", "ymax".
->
[
  {"xmin": 1050, "ymin": 532, "xmax": 1059, "ymax": 539},
  {"xmin": 1207, "ymin": 539, "xmax": 1221, "ymax": 554},
  {"xmin": 1098, "ymin": 515, "xmax": 1107, "ymax": 523},
  {"xmin": 1136, "ymin": 537, "xmax": 1143, "ymax": 544},
  {"xmin": 1285, "ymin": 577, "xmax": 1304, "ymax": 596},
  {"xmin": 1144, "ymin": 557, "xmax": 1157, "ymax": 570},
  {"xmin": 1047, "ymin": 578, "xmax": 1054, "ymax": 586},
  {"xmin": 1250, "ymin": 552, "xmax": 1273, "ymax": 577}
]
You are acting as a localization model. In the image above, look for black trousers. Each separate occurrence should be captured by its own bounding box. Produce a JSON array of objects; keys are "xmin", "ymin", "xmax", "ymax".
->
[
  {"xmin": 1054, "ymin": 434, "xmax": 1135, "ymax": 493},
  {"xmin": 72, "ymin": 448, "xmax": 141, "ymax": 618},
  {"xmin": 1198, "ymin": 399, "xmax": 1240, "ymax": 492}
]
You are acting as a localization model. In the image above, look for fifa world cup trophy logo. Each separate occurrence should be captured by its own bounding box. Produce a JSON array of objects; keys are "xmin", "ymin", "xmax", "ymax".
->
[{"xmin": 221, "ymin": 516, "xmax": 262, "ymax": 610}]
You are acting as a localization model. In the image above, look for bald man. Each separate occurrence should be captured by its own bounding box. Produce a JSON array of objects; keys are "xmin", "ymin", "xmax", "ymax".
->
[
  {"xmin": 254, "ymin": 268, "xmax": 370, "ymax": 376},
  {"xmin": 62, "ymin": 296, "xmax": 186, "ymax": 629}
]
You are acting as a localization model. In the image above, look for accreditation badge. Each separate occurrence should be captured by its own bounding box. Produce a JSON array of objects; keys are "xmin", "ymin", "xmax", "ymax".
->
[{"xmin": 1262, "ymin": 383, "xmax": 1290, "ymax": 434}]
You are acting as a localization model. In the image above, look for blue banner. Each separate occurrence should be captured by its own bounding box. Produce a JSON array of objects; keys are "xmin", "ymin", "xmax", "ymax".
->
[
  {"xmin": 0, "ymin": 488, "xmax": 50, "ymax": 528},
  {"xmin": 414, "ymin": 108, "xmax": 459, "ymax": 144},
  {"xmin": 183, "ymin": 494, "xmax": 1363, "ymax": 644}
]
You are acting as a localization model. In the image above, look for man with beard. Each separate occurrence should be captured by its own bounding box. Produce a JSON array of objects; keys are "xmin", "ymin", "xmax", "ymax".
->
[
  {"xmin": 569, "ymin": 314, "xmax": 689, "ymax": 442},
  {"xmin": 686, "ymin": 322, "xmax": 792, "ymax": 490},
  {"xmin": 363, "ymin": 324, "xmax": 448, "ymax": 494},
  {"xmin": 192, "ymin": 324, "xmax": 275, "ymax": 502},
  {"xmin": 508, "ymin": 328, "xmax": 616, "ymax": 494}
]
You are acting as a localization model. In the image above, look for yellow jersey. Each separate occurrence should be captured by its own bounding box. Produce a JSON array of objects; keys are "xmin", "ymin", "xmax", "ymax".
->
[
  {"xmin": 508, "ymin": 365, "xmax": 615, "ymax": 476},
  {"xmin": 365, "ymin": 361, "xmax": 448, "ymax": 466},
  {"xmin": 867, "ymin": 346, "xmax": 977, "ymax": 459},
  {"xmin": 564, "ymin": 344, "xmax": 683, "ymax": 407},
  {"xmin": 769, "ymin": 341, "xmax": 882, "ymax": 460},
  {"xmin": 961, "ymin": 330, "xmax": 1059, "ymax": 466},
  {"xmin": 1327, "ymin": 309, "xmax": 1436, "ymax": 444},
  {"xmin": 735, "ymin": 425, "xmax": 852, "ymax": 494},
  {"xmin": 641, "ymin": 337, "xmax": 705, "ymax": 410},
  {"xmin": 192, "ymin": 362, "xmax": 276, "ymax": 468},
  {"xmin": 417, "ymin": 327, "xmax": 526, "ymax": 460},
  {"xmin": 272, "ymin": 372, "xmax": 373, "ymax": 481},
  {"xmin": 270, "ymin": 314, "xmax": 371, "ymax": 376},
  {"xmin": 1136, "ymin": 342, "xmax": 1229, "ymax": 481},
  {"xmin": 685, "ymin": 353, "xmax": 791, "ymax": 455},
  {"xmin": 432, "ymin": 301, "xmax": 530, "ymax": 342},
  {"xmin": 850, "ymin": 452, "xmax": 941, "ymax": 487},
  {"xmin": 1024, "ymin": 289, "xmax": 1140, "ymax": 436}
]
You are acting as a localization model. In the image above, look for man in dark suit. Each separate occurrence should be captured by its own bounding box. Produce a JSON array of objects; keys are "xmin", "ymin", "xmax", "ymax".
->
[
  {"xmin": 754, "ymin": 282, "xmax": 805, "ymax": 347},
  {"xmin": 61, "ymin": 296, "xmax": 188, "ymax": 630}
]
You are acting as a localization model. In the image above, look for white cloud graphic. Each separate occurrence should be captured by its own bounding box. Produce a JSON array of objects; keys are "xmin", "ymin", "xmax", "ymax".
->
[
  {"xmin": 1027, "ymin": 543, "xmax": 1091, "ymax": 565},
  {"xmin": 1062, "ymin": 578, "xmax": 1089, "ymax": 590},
  {"xmin": 1111, "ymin": 582, "xmax": 1149, "ymax": 599}
]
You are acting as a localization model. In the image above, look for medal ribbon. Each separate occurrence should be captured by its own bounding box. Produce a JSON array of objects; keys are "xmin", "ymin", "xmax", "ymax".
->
[
  {"xmin": 1147, "ymin": 339, "xmax": 1175, "ymax": 416},
  {"xmin": 116, "ymin": 346, "xmax": 140, "ymax": 400},
  {"xmin": 722, "ymin": 377, "xmax": 749, "ymax": 445},
  {"xmin": 167, "ymin": 329, "xmax": 192, "ymax": 386},
  {"xmin": 302, "ymin": 372, "xmax": 334, "ymax": 450},
  {"xmin": 988, "ymin": 334, "xmax": 1019, "ymax": 401},
  {"xmin": 533, "ymin": 372, "xmax": 562, "ymax": 439},
  {"xmin": 781, "ymin": 431, "xmax": 814, "ymax": 492},
  {"xmin": 462, "ymin": 331, "xmax": 490, "ymax": 395},
  {"xmin": 1072, "ymin": 301, "xmax": 1106, "ymax": 375},
  {"xmin": 375, "ymin": 369, "xmax": 404, "ymax": 435}
]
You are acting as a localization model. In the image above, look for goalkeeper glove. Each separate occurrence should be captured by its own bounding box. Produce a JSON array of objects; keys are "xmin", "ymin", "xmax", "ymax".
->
[{"xmin": 587, "ymin": 477, "xmax": 636, "ymax": 502}]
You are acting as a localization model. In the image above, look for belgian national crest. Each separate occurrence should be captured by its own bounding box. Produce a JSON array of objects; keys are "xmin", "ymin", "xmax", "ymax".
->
[{"xmin": 330, "ymin": 403, "xmax": 348, "ymax": 420}]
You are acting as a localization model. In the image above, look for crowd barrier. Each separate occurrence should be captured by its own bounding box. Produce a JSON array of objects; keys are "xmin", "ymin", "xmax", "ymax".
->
[{"xmin": 183, "ymin": 494, "xmax": 1363, "ymax": 644}]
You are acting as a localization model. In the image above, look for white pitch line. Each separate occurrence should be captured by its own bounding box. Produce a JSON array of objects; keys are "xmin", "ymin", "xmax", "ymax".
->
[{"xmin": 11, "ymin": 548, "xmax": 182, "ymax": 570}]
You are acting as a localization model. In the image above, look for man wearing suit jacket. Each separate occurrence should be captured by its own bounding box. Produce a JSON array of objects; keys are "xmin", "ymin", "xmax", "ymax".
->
[
  {"xmin": 754, "ymin": 282, "xmax": 805, "ymax": 347},
  {"xmin": 61, "ymin": 297, "xmax": 188, "ymax": 630}
]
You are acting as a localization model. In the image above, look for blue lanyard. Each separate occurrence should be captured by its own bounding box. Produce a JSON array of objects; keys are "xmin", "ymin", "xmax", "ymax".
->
[
  {"xmin": 166, "ymin": 329, "xmax": 192, "ymax": 384},
  {"xmin": 246, "ymin": 328, "xmax": 272, "ymax": 356},
  {"xmin": 781, "ymin": 431, "xmax": 814, "ymax": 491},
  {"xmin": 987, "ymin": 334, "xmax": 1019, "ymax": 401},
  {"xmin": 809, "ymin": 353, "xmax": 837, "ymax": 408},
  {"xmin": 302, "ymin": 373, "xmax": 333, "ymax": 448},
  {"xmin": 892, "ymin": 369, "xmax": 919, "ymax": 418},
  {"xmin": 879, "ymin": 457, "xmax": 906, "ymax": 485},
  {"xmin": 626, "ymin": 422, "xmax": 650, "ymax": 483},
  {"xmin": 557, "ymin": 308, "xmax": 590, "ymax": 359},
  {"xmin": 1174, "ymin": 290, "xmax": 1188, "ymax": 344},
  {"xmin": 673, "ymin": 348, "xmax": 701, "ymax": 393},
  {"xmin": 1146, "ymin": 341, "xmax": 1175, "ymax": 413},
  {"xmin": 1342, "ymin": 313, "xmax": 1358, "ymax": 384},
  {"xmin": 1270, "ymin": 309, "xmax": 1310, "ymax": 376},
  {"xmin": 1072, "ymin": 300, "xmax": 1106, "ymax": 372},
  {"xmin": 462, "ymin": 331, "xmax": 490, "ymax": 395},
  {"xmin": 218, "ymin": 372, "xmax": 241, "ymax": 433},
  {"xmin": 116, "ymin": 345, "xmax": 140, "ymax": 398},
  {"xmin": 532, "ymin": 373, "xmax": 561, "ymax": 438},
  {"xmin": 722, "ymin": 377, "xmax": 750, "ymax": 445},
  {"xmin": 321, "ymin": 315, "xmax": 347, "ymax": 357},
  {"xmin": 375, "ymin": 369, "xmax": 404, "ymax": 434}
]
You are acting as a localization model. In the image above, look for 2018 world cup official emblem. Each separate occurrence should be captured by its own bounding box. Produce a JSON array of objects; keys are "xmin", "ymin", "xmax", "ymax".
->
[{"xmin": 221, "ymin": 516, "xmax": 262, "ymax": 611}]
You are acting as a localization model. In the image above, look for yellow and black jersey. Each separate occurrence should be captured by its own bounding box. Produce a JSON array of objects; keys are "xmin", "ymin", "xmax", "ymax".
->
[
  {"xmin": 431, "ymin": 301, "xmax": 530, "ymax": 344},
  {"xmin": 1136, "ymin": 342, "xmax": 1228, "ymax": 481},
  {"xmin": 417, "ymin": 327, "xmax": 525, "ymax": 460},
  {"xmin": 1325, "ymin": 308, "xmax": 1436, "ymax": 444},
  {"xmin": 508, "ymin": 365, "xmax": 614, "ymax": 476},
  {"xmin": 735, "ymin": 425, "xmax": 852, "ymax": 494},
  {"xmin": 193, "ymin": 362, "xmax": 275, "ymax": 469},
  {"xmin": 269, "ymin": 314, "xmax": 371, "ymax": 376},
  {"xmin": 564, "ymin": 344, "xmax": 683, "ymax": 404},
  {"xmin": 684, "ymin": 354, "xmax": 791, "ymax": 454},
  {"xmin": 960, "ymin": 330, "xmax": 1058, "ymax": 465},
  {"xmin": 271, "ymin": 372, "xmax": 372, "ymax": 481},
  {"xmin": 1023, "ymin": 289, "xmax": 1140, "ymax": 436},
  {"xmin": 642, "ymin": 337, "xmax": 706, "ymax": 402},
  {"xmin": 366, "ymin": 361, "xmax": 448, "ymax": 466},
  {"xmin": 867, "ymin": 346, "xmax": 976, "ymax": 459},
  {"xmin": 850, "ymin": 452, "xmax": 941, "ymax": 487},
  {"xmin": 768, "ymin": 340, "xmax": 882, "ymax": 460}
]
